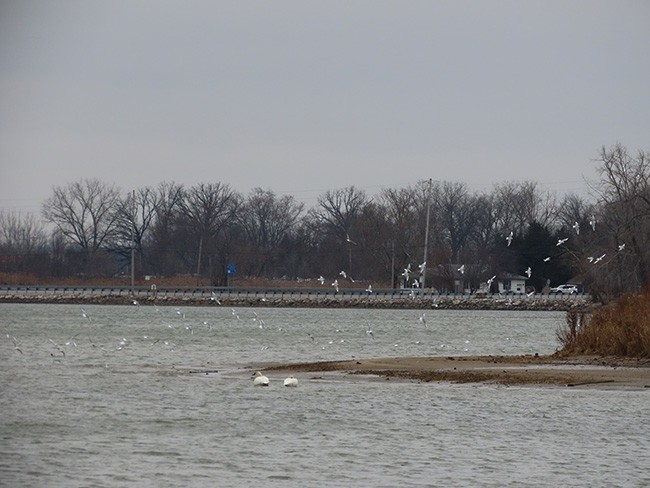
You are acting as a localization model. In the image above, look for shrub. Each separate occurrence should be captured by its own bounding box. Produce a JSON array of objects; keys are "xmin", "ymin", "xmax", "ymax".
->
[{"xmin": 557, "ymin": 289, "xmax": 650, "ymax": 357}]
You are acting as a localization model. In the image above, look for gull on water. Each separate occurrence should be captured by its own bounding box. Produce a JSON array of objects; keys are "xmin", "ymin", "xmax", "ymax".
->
[
  {"xmin": 116, "ymin": 337, "xmax": 129, "ymax": 351},
  {"xmin": 283, "ymin": 376, "xmax": 298, "ymax": 387},
  {"xmin": 253, "ymin": 371, "xmax": 270, "ymax": 386},
  {"xmin": 366, "ymin": 325, "xmax": 375, "ymax": 340}
]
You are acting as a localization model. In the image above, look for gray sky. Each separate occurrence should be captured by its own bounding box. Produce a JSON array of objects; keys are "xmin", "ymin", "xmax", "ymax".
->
[{"xmin": 1, "ymin": 1, "xmax": 648, "ymax": 213}]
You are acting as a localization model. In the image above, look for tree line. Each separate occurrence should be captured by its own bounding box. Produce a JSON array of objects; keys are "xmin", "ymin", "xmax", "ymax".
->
[{"xmin": 1, "ymin": 144, "xmax": 648, "ymax": 301}]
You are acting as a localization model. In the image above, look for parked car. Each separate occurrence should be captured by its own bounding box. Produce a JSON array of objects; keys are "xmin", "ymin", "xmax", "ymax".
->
[{"xmin": 549, "ymin": 284, "xmax": 578, "ymax": 294}]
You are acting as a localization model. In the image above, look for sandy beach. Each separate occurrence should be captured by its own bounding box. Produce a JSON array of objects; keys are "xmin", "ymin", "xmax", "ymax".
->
[{"xmin": 264, "ymin": 355, "xmax": 650, "ymax": 389}]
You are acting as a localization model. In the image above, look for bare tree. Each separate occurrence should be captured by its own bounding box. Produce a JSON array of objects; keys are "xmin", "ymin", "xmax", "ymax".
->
[
  {"xmin": 0, "ymin": 210, "xmax": 47, "ymax": 255},
  {"xmin": 237, "ymin": 188, "xmax": 304, "ymax": 277},
  {"xmin": 470, "ymin": 193, "xmax": 500, "ymax": 249},
  {"xmin": 434, "ymin": 181, "xmax": 479, "ymax": 264},
  {"xmin": 41, "ymin": 179, "xmax": 121, "ymax": 275},
  {"xmin": 0, "ymin": 210, "xmax": 48, "ymax": 274},
  {"xmin": 556, "ymin": 193, "xmax": 594, "ymax": 231},
  {"xmin": 492, "ymin": 181, "xmax": 557, "ymax": 235},
  {"xmin": 314, "ymin": 186, "xmax": 369, "ymax": 276},
  {"xmin": 179, "ymin": 182, "xmax": 239, "ymax": 284},
  {"xmin": 110, "ymin": 186, "xmax": 163, "ymax": 275},
  {"xmin": 363, "ymin": 185, "xmax": 423, "ymax": 286},
  {"xmin": 591, "ymin": 143, "xmax": 650, "ymax": 294},
  {"xmin": 148, "ymin": 182, "xmax": 184, "ymax": 276}
]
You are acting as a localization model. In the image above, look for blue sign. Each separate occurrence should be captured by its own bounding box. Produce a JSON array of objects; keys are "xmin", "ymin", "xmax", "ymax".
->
[{"xmin": 227, "ymin": 263, "xmax": 237, "ymax": 275}]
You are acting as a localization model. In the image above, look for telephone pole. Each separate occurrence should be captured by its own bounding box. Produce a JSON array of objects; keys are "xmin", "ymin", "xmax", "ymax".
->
[
  {"xmin": 420, "ymin": 178, "xmax": 432, "ymax": 289},
  {"xmin": 130, "ymin": 190, "xmax": 135, "ymax": 296}
]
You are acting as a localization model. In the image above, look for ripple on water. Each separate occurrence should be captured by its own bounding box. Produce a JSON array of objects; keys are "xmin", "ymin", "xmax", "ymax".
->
[{"xmin": 1, "ymin": 304, "xmax": 648, "ymax": 487}]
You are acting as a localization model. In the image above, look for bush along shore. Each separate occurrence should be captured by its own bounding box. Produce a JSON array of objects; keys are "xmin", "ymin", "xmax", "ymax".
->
[
  {"xmin": 556, "ymin": 289, "xmax": 650, "ymax": 358},
  {"xmin": 0, "ymin": 291, "xmax": 593, "ymax": 311}
]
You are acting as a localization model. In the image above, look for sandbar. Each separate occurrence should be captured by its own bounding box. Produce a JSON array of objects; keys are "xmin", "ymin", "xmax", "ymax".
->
[{"xmin": 263, "ymin": 355, "xmax": 650, "ymax": 389}]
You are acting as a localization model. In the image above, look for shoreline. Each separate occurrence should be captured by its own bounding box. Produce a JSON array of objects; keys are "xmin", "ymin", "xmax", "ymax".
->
[{"xmin": 261, "ymin": 354, "xmax": 650, "ymax": 389}]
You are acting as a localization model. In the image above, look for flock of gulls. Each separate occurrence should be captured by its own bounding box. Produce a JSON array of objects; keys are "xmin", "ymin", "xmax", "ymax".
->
[
  {"xmin": 5, "ymin": 216, "xmax": 621, "ymax": 383},
  {"xmin": 499, "ymin": 215, "xmax": 625, "ymax": 283},
  {"xmin": 312, "ymin": 215, "xmax": 626, "ymax": 295},
  {"xmin": 5, "ymin": 296, "xmax": 478, "ymax": 389}
]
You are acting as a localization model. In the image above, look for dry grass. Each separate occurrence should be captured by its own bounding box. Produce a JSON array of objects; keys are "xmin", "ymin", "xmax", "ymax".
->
[
  {"xmin": 0, "ymin": 272, "xmax": 212, "ymax": 287},
  {"xmin": 557, "ymin": 289, "xmax": 650, "ymax": 358},
  {"xmin": 0, "ymin": 272, "xmax": 387, "ymax": 289}
]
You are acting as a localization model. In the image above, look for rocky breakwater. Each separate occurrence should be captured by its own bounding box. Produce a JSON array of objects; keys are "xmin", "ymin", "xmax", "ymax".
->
[{"xmin": 0, "ymin": 289, "xmax": 593, "ymax": 311}]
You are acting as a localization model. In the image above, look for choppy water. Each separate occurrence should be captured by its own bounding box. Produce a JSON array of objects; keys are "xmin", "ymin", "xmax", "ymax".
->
[{"xmin": 1, "ymin": 303, "xmax": 648, "ymax": 487}]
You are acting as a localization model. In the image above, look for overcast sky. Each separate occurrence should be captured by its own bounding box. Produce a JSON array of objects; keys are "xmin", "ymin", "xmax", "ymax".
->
[{"xmin": 1, "ymin": 1, "xmax": 648, "ymax": 214}]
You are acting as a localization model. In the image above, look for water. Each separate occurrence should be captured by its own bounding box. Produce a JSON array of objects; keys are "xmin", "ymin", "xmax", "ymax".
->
[{"xmin": 1, "ymin": 303, "xmax": 648, "ymax": 487}]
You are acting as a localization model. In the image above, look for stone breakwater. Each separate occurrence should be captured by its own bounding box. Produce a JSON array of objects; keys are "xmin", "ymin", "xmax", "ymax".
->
[{"xmin": 0, "ymin": 292, "xmax": 593, "ymax": 311}]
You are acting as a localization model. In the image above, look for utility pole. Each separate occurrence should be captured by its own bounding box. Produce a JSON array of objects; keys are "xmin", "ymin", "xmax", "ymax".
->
[
  {"xmin": 130, "ymin": 190, "xmax": 135, "ymax": 297},
  {"xmin": 420, "ymin": 178, "xmax": 432, "ymax": 289},
  {"xmin": 391, "ymin": 240, "xmax": 395, "ymax": 289}
]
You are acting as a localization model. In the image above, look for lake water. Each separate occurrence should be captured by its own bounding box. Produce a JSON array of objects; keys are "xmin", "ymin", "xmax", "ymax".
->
[{"xmin": 1, "ymin": 303, "xmax": 648, "ymax": 487}]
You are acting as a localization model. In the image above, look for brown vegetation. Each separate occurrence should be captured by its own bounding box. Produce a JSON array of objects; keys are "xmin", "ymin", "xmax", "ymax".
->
[
  {"xmin": 0, "ymin": 271, "xmax": 387, "ymax": 290},
  {"xmin": 557, "ymin": 289, "xmax": 650, "ymax": 358}
]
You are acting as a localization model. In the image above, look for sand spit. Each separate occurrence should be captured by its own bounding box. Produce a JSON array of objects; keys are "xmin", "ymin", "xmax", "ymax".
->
[{"xmin": 262, "ymin": 355, "xmax": 650, "ymax": 389}]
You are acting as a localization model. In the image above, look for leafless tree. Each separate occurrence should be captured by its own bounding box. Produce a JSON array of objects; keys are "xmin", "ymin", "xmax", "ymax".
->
[
  {"xmin": 556, "ymin": 193, "xmax": 594, "ymax": 230},
  {"xmin": 492, "ymin": 181, "xmax": 557, "ymax": 236},
  {"xmin": 148, "ymin": 182, "xmax": 184, "ymax": 275},
  {"xmin": 0, "ymin": 210, "xmax": 48, "ymax": 273},
  {"xmin": 237, "ymin": 188, "xmax": 304, "ymax": 276},
  {"xmin": 0, "ymin": 210, "xmax": 47, "ymax": 255},
  {"xmin": 179, "ymin": 182, "xmax": 239, "ymax": 284},
  {"xmin": 41, "ymin": 179, "xmax": 121, "ymax": 274},
  {"xmin": 314, "ymin": 186, "xmax": 369, "ymax": 276},
  {"xmin": 434, "ymin": 181, "xmax": 479, "ymax": 264},
  {"xmin": 363, "ymin": 185, "xmax": 423, "ymax": 286},
  {"xmin": 110, "ymin": 186, "xmax": 163, "ymax": 275},
  {"xmin": 591, "ymin": 143, "xmax": 650, "ymax": 294},
  {"xmin": 470, "ymin": 193, "xmax": 500, "ymax": 249}
]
